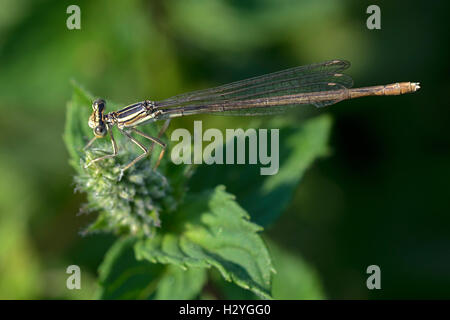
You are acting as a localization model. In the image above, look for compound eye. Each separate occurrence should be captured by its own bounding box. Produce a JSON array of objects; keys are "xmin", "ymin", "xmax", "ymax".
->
[
  {"xmin": 93, "ymin": 99, "xmax": 106, "ymax": 112},
  {"xmin": 94, "ymin": 125, "xmax": 107, "ymax": 137}
]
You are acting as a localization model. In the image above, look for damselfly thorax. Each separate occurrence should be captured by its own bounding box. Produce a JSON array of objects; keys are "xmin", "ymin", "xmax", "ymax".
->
[{"xmin": 84, "ymin": 59, "xmax": 420, "ymax": 173}]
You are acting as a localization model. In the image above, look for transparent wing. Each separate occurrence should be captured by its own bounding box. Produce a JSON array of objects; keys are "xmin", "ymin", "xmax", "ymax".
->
[{"xmin": 155, "ymin": 59, "xmax": 353, "ymax": 118}]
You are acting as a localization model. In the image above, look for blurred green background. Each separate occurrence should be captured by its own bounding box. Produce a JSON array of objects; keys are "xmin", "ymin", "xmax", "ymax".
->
[{"xmin": 0, "ymin": 0, "xmax": 448, "ymax": 299}]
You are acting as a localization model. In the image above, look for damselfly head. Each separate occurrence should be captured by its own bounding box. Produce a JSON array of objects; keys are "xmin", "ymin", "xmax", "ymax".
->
[{"xmin": 89, "ymin": 99, "xmax": 107, "ymax": 137}]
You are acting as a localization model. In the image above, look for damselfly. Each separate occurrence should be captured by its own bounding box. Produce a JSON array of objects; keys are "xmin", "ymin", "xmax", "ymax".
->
[{"xmin": 84, "ymin": 59, "xmax": 420, "ymax": 171}]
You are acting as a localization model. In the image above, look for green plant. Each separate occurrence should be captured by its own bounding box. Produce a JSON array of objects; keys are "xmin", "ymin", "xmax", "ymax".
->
[{"xmin": 64, "ymin": 82, "xmax": 331, "ymax": 299}]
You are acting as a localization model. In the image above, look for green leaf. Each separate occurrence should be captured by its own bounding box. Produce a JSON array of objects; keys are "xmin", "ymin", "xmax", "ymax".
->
[
  {"xmin": 205, "ymin": 239, "xmax": 326, "ymax": 300},
  {"xmin": 97, "ymin": 237, "xmax": 206, "ymax": 299},
  {"xmin": 134, "ymin": 185, "xmax": 275, "ymax": 299},
  {"xmin": 63, "ymin": 81, "xmax": 96, "ymax": 173},
  {"xmin": 190, "ymin": 115, "xmax": 332, "ymax": 226},
  {"xmin": 268, "ymin": 240, "xmax": 325, "ymax": 299},
  {"xmin": 206, "ymin": 269, "xmax": 259, "ymax": 300},
  {"xmin": 97, "ymin": 237, "xmax": 163, "ymax": 299},
  {"xmin": 155, "ymin": 265, "xmax": 206, "ymax": 300}
]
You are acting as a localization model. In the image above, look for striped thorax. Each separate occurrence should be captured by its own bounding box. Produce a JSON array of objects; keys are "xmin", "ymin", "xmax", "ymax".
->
[{"xmin": 101, "ymin": 100, "xmax": 158, "ymax": 129}]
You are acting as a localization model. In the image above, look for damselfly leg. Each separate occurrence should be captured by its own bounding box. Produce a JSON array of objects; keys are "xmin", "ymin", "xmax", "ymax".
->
[
  {"xmin": 148, "ymin": 119, "xmax": 171, "ymax": 164},
  {"xmin": 84, "ymin": 136, "xmax": 97, "ymax": 150},
  {"xmin": 84, "ymin": 120, "xmax": 169, "ymax": 173},
  {"xmin": 119, "ymin": 128, "xmax": 166, "ymax": 172},
  {"xmin": 84, "ymin": 125, "xmax": 118, "ymax": 168}
]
